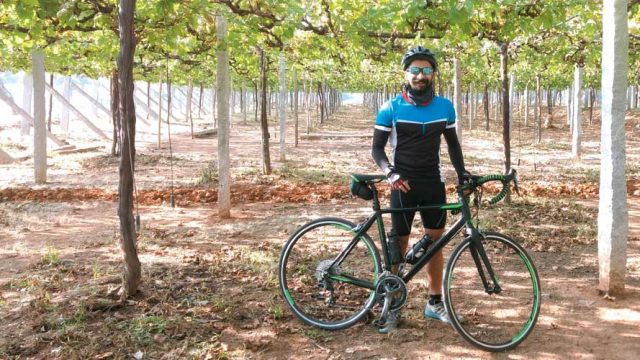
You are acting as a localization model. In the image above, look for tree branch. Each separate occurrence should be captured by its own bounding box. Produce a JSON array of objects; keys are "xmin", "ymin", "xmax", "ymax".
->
[
  {"xmin": 215, "ymin": 0, "xmax": 280, "ymax": 22},
  {"xmin": 321, "ymin": 0, "xmax": 338, "ymax": 36},
  {"xmin": 300, "ymin": 16, "xmax": 330, "ymax": 35},
  {"xmin": 86, "ymin": 0, "xmax": 116, "ymax": 14},
  {"xmin": 366, "ymin": 30, "xmax": 442, "ymax": 40}
]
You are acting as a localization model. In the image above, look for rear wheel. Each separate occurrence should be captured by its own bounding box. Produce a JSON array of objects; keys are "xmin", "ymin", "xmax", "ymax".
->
[
  {"xmin": 444, "ymin": 232, "xmax": 541, "ymax": 351},
  {"xmin": 278, "ymin": 217, "xmax": 381, "ymax": 330}
]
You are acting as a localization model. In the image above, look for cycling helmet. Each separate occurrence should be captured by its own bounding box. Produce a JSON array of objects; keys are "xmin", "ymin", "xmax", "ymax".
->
[
  {"xmin": 401, "ymin": 46, "xmax": 437, "ymax": 71},
  {"xmin": 350, "ymin": 180, "xmax": 373, "ymax": 200}
]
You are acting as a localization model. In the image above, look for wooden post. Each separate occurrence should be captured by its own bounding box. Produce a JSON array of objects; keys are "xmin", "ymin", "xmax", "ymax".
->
[
  {"xmin": 187, "ymin": 79, "xmax": 194, "ymax": 138},
  {"xmin": 32, "ymin": 48, "xmax": 47, "ymax": 184},
  {"xmin": 571, "ymin": 65, "xmax": 583, "ymax": 159},
  {"xmin": 157, "ymin": 82, "xmax": 162, "ymax": 149},
  {"xmin": 240, "ymin": 87, "xmax": 246, "ymax": 125},
  {"xmin": 453, "ymin": 58, "xmax": 462, "ymax": 141},
  {"xmin": 500, "ymin": 42, "xmax": 512, "ymax": 183},
  {"xmin": 60, "ymin": 76, "xmax": 72, "ymax": 132},
  {"xmin": 535, "ymin": 75, "xmax": 541, "ymax": 143},
  {"xmin": 566, "ymin": 87, "xmax": 572, "ymax": 128},
  {"xmin": 598, "ymin": 0, "xmax": 628, "ymax": 296},
  {"xmin": 216, "ymin": 15, "xmax": 231, "ymax": 218},
  {"xmin": 279, "ymin": 53, "xmax": 287, "ymax": 162},
  {"xmin": 524, "ymin": 86, "xmax": 529, "ymax": 127},
  {"xmin": 469, "ymin": 84, "xmax": 474, "ymax": 130},
  {"xmin": 294, "ymin": 68, "xmax": 299, "ymax": 147},
  {"xmin": 483, "ymin": 83, "xmax": 489, "ymax": 130},
  {"xmin": 508, "ymin": 72, "xmax": 515, "ymax": 141},
  {"xmin": 305, "ymin": 78, "xmax": 311, "ymax": 134},
  {"xmin": 253, "ymin": 82, "xmax": 258, "ymax": 123}
]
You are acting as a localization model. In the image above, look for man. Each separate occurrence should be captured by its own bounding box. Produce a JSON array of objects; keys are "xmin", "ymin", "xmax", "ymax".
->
[{"xmin": 371, "ymin": 46, "xmax": 467, "ymax": 333}]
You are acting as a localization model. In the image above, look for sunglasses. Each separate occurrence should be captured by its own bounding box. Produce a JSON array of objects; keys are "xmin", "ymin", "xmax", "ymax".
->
[{"xmin": 406, "ymin": 66, "xmax": 434, "ymax": 75}]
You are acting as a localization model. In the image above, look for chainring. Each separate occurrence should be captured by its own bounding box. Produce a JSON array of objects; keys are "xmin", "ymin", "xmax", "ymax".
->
[{"xmin": 375, "ymin": 274, "xmax": 407, "ymax": 311}]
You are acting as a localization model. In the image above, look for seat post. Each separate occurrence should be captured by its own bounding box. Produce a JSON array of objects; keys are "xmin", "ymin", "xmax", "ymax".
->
[{"xmin": 371, "ymin": 184, "xmax": 381, "ymax": 211}]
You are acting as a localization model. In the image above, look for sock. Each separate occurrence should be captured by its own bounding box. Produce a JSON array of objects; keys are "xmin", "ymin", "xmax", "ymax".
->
[{"xmin": 429, "ymin": 294, "xmax": 442, "ymax": 305}]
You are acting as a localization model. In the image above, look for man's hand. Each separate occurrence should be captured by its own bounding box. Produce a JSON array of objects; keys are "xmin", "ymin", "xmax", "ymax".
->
[
  {"xmin": 459, "ymin": 170, "xmax": 473, "ymax": 185},
  {"xmin": 388, "ymin": 172, "xmax": 411, "ymax": 193},
  {"xmin": 458, "ymin": 170, "xmax": 474, "ymax": 196}
]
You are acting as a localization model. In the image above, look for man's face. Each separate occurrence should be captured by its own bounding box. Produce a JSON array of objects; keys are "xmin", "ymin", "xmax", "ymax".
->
[{"xmin": 405, "ymin": 59, "xmax": 435, "ymax": 92}]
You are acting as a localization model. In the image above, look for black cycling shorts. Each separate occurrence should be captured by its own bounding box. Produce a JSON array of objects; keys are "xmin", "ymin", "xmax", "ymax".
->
[{"xmin": 390, "ymin": 181, "xmax": 446, "ymax": 236}]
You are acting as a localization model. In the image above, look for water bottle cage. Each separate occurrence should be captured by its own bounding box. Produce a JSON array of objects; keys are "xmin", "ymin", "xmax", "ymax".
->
[
  {"xmin": 404, "ymin": 235, "xmax": 434, "ymax": 264},
  {"xmin": 387, "ymin": 231, "xmax": 403, "ymax": 265}
]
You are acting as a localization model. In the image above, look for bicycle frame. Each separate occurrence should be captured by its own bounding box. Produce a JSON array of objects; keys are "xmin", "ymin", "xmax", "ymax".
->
[{"xmin": 328, "ymin": 182, "xmax": 501, "ymax": 294}]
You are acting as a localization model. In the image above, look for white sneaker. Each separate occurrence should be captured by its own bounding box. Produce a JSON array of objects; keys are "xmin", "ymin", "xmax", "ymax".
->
[{"xmin": 424, "ymin": 301, "xmax": 462, "ymax": 324}]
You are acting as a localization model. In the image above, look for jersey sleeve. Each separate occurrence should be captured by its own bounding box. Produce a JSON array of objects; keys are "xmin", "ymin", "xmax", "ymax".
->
[
  {"xmin": 446, "ymin": 100, "xmax": 457, "ymax": 129},
  {"xmin": 374, "ymin": 100, "xmax": 393, "ymax": 132}
]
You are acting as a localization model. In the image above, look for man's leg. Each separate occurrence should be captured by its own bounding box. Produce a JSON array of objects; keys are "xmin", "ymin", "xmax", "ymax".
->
[
  {"xmin": 390, "ymin": 187, "xmax": 415, "ymax": 274},
  {"xmin": 397, "ymin": 235, "xmax": 410, "ymax": 258},
  {"xmin": 423, "ymin": 227, "xmax": 445, "ymax": 296},
  {"xmin": 423, "ymin": 226, "xmax": 461, "ymax": 324},
  {"xmin": 418, "ymin": 182, "xmax": 447, "ymax": 306},
  {"xmin": 390, "ymin": 235, "xmax": 409, "ymax": 276},
  {"xmin": 379, "ymin": 189, "xmax": 417, "ymax": 333}
]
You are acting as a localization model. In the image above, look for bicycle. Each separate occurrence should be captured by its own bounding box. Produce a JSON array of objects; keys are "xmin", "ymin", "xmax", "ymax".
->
[{"xmin": 277, "ymin": 169, "xmax": 541, "ymax": 352}]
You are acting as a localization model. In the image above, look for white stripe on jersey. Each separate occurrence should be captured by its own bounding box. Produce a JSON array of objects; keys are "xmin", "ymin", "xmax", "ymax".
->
[
  {"xmin": 446, "ymin": 121, "xmax": 457, "ymax": 129},
  {"xmin": 397, "ymin": 118, "xmax": 448, "ymax": 125},
  {"xmin": 375, "ymin": 125, "xmax": 392, "ymax": 132}
]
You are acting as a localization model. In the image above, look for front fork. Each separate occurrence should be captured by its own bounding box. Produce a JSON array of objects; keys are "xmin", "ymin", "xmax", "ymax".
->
[
  {"xmin": 459, "ymin": 187, "xmax": 502, "ymax": 295},
  {"xmin": 467, "ymin": 227, "xmax": 502, "ymax": 294}
]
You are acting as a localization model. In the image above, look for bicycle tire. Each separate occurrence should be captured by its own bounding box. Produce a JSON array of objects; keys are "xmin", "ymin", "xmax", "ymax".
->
[
  {"xmin": 444, "ymin": 231, "xmax": 541, "ymax": 351},
  {"xmin": 278, "ymin": 217, "xmax": 382, "ymax": 330}
]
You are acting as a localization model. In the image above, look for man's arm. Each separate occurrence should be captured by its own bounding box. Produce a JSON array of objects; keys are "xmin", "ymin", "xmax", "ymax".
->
[
  {"xmin": 443, "ymin": 127, "xmax": 466, "ymax": 184},
  {"xmin": 372, "ymin": 127, "xmax": 410, "ymax": 192},
  {"xmin": 371, "ymin": 128, "xmax": 393, "ymax": 176}
]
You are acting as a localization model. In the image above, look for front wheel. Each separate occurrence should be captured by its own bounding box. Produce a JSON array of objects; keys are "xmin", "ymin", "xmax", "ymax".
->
[
  {"xmin": 444, "ymin": 232, "xmax": 541, "ymax": 352},
  {"xmin": 278, "ymin": 217, "xmax": 382, "ymax": 330}
]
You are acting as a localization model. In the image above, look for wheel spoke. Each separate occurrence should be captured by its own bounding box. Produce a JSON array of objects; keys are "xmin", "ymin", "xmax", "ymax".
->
[
  {"xmin": 279, "ymin": 218, "xmax": 379, "ymax": 330},
  {"xmin": 445, "ymin": 233, "xmax": 540, "ymax": 351}
]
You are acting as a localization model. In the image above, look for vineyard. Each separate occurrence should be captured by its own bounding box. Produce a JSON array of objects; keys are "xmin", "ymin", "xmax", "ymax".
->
[{"xmin": 1, "ymin": 1, "xmax": 640, "ymax": 359}]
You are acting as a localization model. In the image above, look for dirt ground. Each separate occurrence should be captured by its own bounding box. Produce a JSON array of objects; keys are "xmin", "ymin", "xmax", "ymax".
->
[{"xmin": 1, "ymin": 104, "xmax": 640, "ymax": 359}]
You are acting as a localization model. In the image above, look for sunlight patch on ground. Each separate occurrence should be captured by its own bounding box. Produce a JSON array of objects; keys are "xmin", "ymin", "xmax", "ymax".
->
[{"xmin": 598, "ymin": 307, "xmax": 640, "ymax": 322}]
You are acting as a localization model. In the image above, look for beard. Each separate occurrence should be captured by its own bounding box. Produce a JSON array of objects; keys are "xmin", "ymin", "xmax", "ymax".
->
[
  {"xmin": 405, "ymin": 79, "xmax": 434, "ymax": 105},
  {"xmin": 408, "ymin": 79, "xmax": 433, "ymax": 96}
]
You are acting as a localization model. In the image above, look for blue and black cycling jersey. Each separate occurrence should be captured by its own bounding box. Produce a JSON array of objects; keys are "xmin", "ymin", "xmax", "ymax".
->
[{"xmin": 371, "ymin": 93, "xmax": 465, "ymax": 183}]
